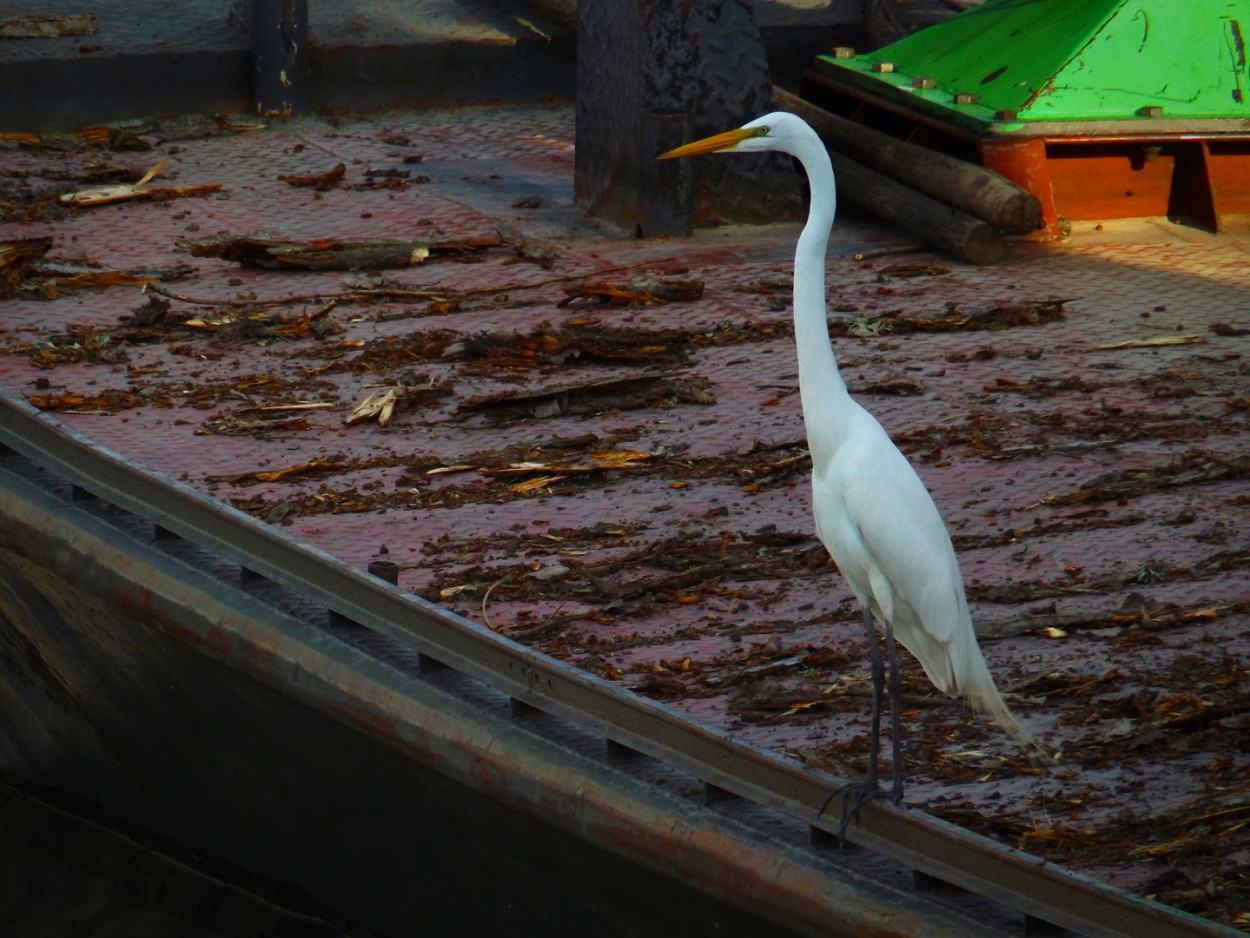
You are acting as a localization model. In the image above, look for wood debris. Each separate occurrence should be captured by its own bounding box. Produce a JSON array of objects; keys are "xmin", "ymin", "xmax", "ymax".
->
[
  {"xmin": 1047, "ymin": 450, "xmax": 1249, "ymax": 506},
  {"xmin": 280, "ymin": 163, "xmax": 346, "ymax": 188},
  {"xmin": 1210, "ymin": 322, "xmax": 1250, "ymax": 337},
  {"xmin": 425, "ymin": 464, "xmax": 475, "ymax": 477},
  {"xmin": 876, "ymin": 263, "xmax": 950, "ymax": 279},
  {"xmin": 31, "ymin": 260, "xmax": 194, "ymax": 298},
  {"xmin": 983, "ymin": 374, "xmax": 1102, "ymax": 396},
  {"xmin": 178, "ymin": 301, "xmax": 344, "ymax": 342},
  {"xmin": 345, "ymin": 376, "xmax": 451, "ymax": 426},
  {"xmin": 24, "ymin": 388, "xmax": 145, "ymax": 414},
  {"xmin": 481, "ymin": 449, "xmax": 653, "ymax": 489},
  {"xmin": 0, "ymin": 237, "xmax": 53, "ymax": 297},
  {"xmin": 0, "ymin": 127, "xmax": 154, "ymax": 151},
  {"xmin": 858, "ymin": 378, "xmax": 924, "ymax": 396},
  {"xmin": 454, "ymin": 320, "xmax": 691, "ymax": 367},
  {"xmin": 345, "ymin": 386, "xmax": 410, "ymax": 427},
  {"xmin": 834, "ymin": 298, "xmax": 1071, "ymax": 336},
  {"xmin": 21, "ymin": 327, "xmax": 131, "ymax": 368},
  {"xmin": 351, "ymin": 168, "xmax": 427, "ymax": 191},
  {"xmin": 196, "ymin": 413, "xmax": 312, "ymax": 436},
  {"xmin": 508, "ymin": 475, "xmax": 566, "ymax": 494},
  {"xmin": 58, "ymin": 158, "xmax": 222, "ymax": 207},
  {"xmin": 3, "ymin": 238, "xmax": 193, "ymax": 298},
  {"xmin": 1095, "ymin": 335, "xmax": 1206, "ymax": 350},
  {"xmin": 558, "ymin": 279, "xmax": 705, "ymax": 307},
  {"xmin": 182, "ymin": 233, "xmax": 502, "ymax": 270},
  {"xmin": 496, "ymin": 223, "xmax": 558, "ymax": 269},
  {"xmin": 1, "ymin": 116, "xmax": 263, "ymax": 152},
  {"xmin": 235, "ymin": 402, "xmax": 335, "ymax": 415},
  {"xmin": 137, "ymin": 261, "xmax": 685, "ymax": 310},
  {"xmin": 252, "ymin": 458, "xmax": 346, "ymax": 483},
  {"xmin": 458, "ymin": 372, "xmax": 714, "ymax": 420}
]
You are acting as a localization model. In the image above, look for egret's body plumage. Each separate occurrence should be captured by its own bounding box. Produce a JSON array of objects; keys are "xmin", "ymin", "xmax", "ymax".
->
[{"xmin": 661, "ymin": 112, "xmax": 1027, "ymax": 812}]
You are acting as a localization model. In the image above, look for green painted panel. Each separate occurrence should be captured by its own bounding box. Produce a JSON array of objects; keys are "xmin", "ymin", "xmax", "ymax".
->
[{"xmin": 818, "ymin": 0, "xmax": 1250, "ymax": 125}]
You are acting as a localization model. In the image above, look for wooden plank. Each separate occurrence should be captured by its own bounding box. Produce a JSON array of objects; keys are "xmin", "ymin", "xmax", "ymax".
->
[
  {"xmin": 1205, "ymin": 140, "xmax": 1250, "ymax": 219},
  {"xmin": 1046, "ymin": 143, "xmax": 1175, "ymax": 221}
]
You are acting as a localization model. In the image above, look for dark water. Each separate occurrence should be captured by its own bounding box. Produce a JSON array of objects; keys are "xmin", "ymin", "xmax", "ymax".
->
[{"xmin": 0, "ymin": 776, "xmax": 360, "ymax": 938}]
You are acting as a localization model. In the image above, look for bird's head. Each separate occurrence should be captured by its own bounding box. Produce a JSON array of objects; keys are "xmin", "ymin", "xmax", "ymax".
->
[{"xmin": 658, "ymin": 111, "xmax": 805, "ymax": 160}]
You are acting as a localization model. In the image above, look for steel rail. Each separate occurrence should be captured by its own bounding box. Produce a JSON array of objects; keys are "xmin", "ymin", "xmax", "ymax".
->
[{"xmin": 0, "ymin": 394, "xmax": 1238, "ymax": 938}]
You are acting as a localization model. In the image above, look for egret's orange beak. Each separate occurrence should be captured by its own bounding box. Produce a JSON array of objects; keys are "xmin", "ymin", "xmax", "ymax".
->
[{"xmin": 658, "ymin": 126, "xmax": 761, "ymax": 159}]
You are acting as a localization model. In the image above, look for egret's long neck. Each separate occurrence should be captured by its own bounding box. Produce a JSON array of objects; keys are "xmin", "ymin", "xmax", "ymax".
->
[{"xmin": 788, "ymin": 132, "xmax": 848, "ymax": 460}]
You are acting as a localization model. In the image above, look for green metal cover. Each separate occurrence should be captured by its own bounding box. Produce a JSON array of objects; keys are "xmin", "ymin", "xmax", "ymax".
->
[{"xmin": 816, "ymin": 0, "xmax": 1250, "ymax": 131}]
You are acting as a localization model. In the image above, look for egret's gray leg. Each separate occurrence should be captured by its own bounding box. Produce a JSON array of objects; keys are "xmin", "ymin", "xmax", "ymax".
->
[
  {"xmin": 881, "ymin": 618, "xmax": 904, "ymax": 804},
  {"xmin": 819, "ymin": 606, "xmax": 889, "ymax": 840},
  {"xmin": 860, "ymin": 606, "xmax": 885, "ymax": 790}
]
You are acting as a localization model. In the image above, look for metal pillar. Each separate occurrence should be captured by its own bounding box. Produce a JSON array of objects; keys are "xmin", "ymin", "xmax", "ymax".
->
[
  {"xmin": 251, "ymin": 0, "xmax": 309, "ymax": 119},
  {"xmin": 575, "ymin": 0, "xmax": 800, "ymax": 236}
]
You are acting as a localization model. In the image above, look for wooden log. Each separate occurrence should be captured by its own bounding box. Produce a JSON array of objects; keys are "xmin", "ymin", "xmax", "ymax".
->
[
  {"xmin": 833, "ymin": 152, "xmax": 1005, "ymax": 265},
  {"xmin": 775, "ymin": 88, "xmax": 1042, "ymax": 234}
]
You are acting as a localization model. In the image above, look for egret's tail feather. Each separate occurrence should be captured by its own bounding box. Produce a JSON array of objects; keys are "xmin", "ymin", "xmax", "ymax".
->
[
  {"xmin": 947, "ymin": 629, "xmax": 1043, "ymax": 755},
  {"xmin": 965, "ymin": 680, "xmax": 1044, "ymax": 757}
]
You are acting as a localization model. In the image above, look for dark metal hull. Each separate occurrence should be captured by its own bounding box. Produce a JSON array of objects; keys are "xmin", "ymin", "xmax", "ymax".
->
[{"xmin": 0, "ymin": 469, "xmax": 816, "ymax": 937}]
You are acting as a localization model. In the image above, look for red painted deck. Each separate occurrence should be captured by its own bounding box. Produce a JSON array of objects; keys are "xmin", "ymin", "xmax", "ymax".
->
[{"xmin": 2, "ymin": 103, "xmax": 1249, "ymax": 925}]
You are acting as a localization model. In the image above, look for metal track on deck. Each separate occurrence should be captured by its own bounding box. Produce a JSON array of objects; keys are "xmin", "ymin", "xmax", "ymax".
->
[{"xmin": 0, "ymin": 394, "xmax": 1238, "ymax": 938}]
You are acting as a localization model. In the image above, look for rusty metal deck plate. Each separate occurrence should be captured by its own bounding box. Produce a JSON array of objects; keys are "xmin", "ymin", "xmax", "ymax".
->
[{"xmin": 1, "ymin": 103, "xmax": 1249, "ymax": 931}]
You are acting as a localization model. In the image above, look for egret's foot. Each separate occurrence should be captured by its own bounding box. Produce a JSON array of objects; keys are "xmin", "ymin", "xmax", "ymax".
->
[{"xmin": 818, "ymin": 779, "xmax": 902, "ymax": 844}]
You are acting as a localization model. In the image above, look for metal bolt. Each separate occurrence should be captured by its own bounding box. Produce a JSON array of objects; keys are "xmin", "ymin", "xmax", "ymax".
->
[
  {"xmin": 994, "ymin": 108, "xmax": 1019, "ymax": 121},
  {"xmin": 955, "ymin": 93, "xmax": 980, "ymax": 105},
  {"xmin": 1138, "ymin": 105, "xmax": 1163, "ymax": 118},
  {"xmin": 912, "ymin": 76, "xmax": 936, "ymax": 89},
  {"xmin": 831, "ymin": 46, "xmax": 856, "ymax": 59},
  {"xmin": 872, "ymin": 62, "xmax": 896, "ymax": 74}
]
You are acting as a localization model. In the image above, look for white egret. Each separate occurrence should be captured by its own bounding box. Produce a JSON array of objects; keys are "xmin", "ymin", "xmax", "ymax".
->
[{"xmin": 660, "ymin": 113, "xmax": 1031, "ymax": 826}]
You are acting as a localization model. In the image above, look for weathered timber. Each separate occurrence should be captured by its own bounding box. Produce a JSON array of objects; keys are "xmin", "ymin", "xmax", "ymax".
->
[{"xmin": 833, "ymin": 153, "xmax": 1004, "ymax": 264}]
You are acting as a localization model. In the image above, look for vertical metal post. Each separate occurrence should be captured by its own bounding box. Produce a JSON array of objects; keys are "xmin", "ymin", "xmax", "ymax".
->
[
  {"xmin": 575, "ymin": 0, "xmax": 799, "ymax": 236},
  {"xmin": 252, "ymin": 0, "xmax": 310, "ymax": 119}
]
